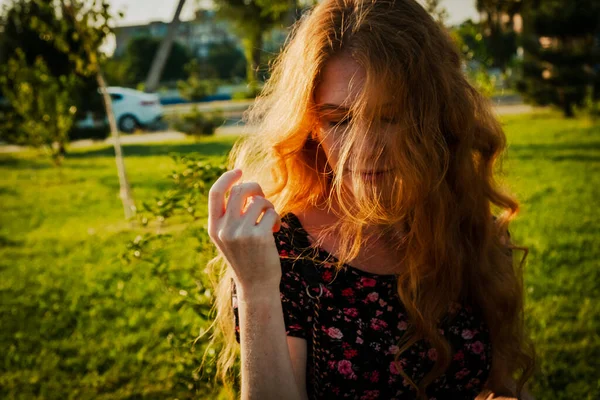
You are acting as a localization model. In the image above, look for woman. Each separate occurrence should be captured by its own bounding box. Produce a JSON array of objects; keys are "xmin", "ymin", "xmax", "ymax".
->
[{"xmin": 206, "ymin": 0, "xmax": 535, "ymax": 399}]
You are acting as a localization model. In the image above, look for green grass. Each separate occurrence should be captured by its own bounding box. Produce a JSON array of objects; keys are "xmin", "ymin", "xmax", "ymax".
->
[{"xmin": 1, "ymin": 112, "xmax": 598, "ymax": 399}]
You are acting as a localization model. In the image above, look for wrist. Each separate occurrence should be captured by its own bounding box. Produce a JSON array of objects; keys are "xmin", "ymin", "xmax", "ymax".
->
[{"xmin": 236, "ymin": 283, "xmax": 280, "ymax": 303}]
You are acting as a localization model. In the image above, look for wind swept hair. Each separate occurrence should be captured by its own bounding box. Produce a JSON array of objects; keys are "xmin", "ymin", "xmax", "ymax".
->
[{"xmin": 202, "ymin": 0, "xmax": 535, "ymax": 398}]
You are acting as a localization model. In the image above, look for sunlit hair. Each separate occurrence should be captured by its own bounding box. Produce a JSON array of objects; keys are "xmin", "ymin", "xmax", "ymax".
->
[{"xmin": 202, "ymin": 0, "xmax": 535, "ymax": 398}]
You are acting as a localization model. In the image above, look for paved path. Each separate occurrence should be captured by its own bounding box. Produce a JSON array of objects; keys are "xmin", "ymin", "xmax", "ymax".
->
[{"xmin": 0, "ymin": 102, "xmax": 537, "ymax": 153}]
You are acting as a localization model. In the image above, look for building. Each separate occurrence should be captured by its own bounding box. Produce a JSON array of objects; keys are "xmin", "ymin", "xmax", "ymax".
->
[{"xmin": 113, "ymin": 9, "xmax": 239, "ymax": 59}]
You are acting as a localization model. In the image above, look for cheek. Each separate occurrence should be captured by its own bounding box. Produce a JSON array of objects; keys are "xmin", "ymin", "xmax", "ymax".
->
[{"xmin": 316, "ymin": 128, "xmax": 341, "ymax": 169}]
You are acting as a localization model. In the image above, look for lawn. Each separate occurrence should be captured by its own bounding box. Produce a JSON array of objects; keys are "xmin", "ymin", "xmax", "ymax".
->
[{"xmin": 1, "ymin": 111, "xmax": 598, "ymax": 399}]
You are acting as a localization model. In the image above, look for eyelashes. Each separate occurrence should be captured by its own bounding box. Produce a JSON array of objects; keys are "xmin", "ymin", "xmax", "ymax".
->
[
  {"xmin": 327, "ymin": 118, "xmax": 351, "ymax": 128},
  {"xmin": 326, "ymin": 116, "xmax": 399, "ymax": 129}
]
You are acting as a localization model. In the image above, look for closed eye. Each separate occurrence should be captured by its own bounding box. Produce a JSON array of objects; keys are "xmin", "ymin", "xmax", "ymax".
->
[{"xmin": 328, "ymin": 117, "xmax": 351, "ymax": 127}]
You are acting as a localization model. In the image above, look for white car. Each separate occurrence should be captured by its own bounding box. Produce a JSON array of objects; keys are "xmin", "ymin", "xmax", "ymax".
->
[{"xmin": 105, "ymin": 87, "xmax": 164, "ymax": 133}]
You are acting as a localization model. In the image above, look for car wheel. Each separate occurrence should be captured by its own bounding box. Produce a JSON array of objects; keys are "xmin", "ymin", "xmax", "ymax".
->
[{"xmin": 118, "ymin": 115, "xmax": 139, "ymax": 133}]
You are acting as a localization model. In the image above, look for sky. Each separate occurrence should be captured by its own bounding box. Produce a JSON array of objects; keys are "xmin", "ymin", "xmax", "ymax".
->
[{"xmin": 106, "ymin": 0, "xmax": 479, "ymax": 27}]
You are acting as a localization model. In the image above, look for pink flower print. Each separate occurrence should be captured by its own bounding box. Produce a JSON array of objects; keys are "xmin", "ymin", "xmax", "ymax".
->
[
  {"xmin": 466, "ymin": 378, "xmax": 480, "ymax": 390},
  {"xmin": 322, "ymin": 270, "xmax": 333, "ymax": 282},
  {"xmin": 376, "ymin": 310, "xmax": 383, "ymax": 316},
  {"xmin": 378, "ymin": 299, "xmax": 387, "ymax": 307},
  {"xmin": 344, "ymin": 348, "xmax": 358, "ymax": 359},
  {"xmin": 387, "ymin": 305, "xmax": 393, "ymax": 312},
  {"xmin": 279, "ymin": 249, "xmax": 288, "ymax": 257},
  {"xmin": 453, "ymin": 350, "xmax": 464, "ymax": 361},
  {"xmin": 356, "ymin": 336, "xmax": 364, "ymax": 344},
  {"xmin": 370, "ymin": 370, "xmax": 380, "ymax": 383},
  {"xmin": 428, "ymin": 348, "xmax": 438, "ymax": 361},
  {"xmin": 326, "ymin": 327, "xmax": 344, "ymax": 339},
  {"xmin": 471, "ymin": 341, "xmax": 485, "ymax": 354},
  {"xmin": 455, "ymin": 368, "xmax": 470, "ymax": 380},
  {"xmin": 367, "ymin": 292, "xmax": 379, "ymax": 302},
  {"xmin": 328, "ymin": 360, "xmax": 336, "ymax": 369},
  {"xmin": 337, "ymin": 360, "xmax": 357, "ymax": 379},
  {"xmin": 342, "ymin": 288, "xmax": 355, "ymax": 297},
  {"xmin": 397, "ymin": 320, "xmax": 408, "ymax": 330},
  {"xmin": 370, "ymin": 318, "xmax": 388, "ymax": 331},
  {"xmin": 360, "ymin": 390, "xmax": 380, "ymax": 400},
  {"xmin": 461, "ymin": 329, "xmax": 474, "ymax": 340},
  {"xmin": 388, "ymin": 345, "xmax": 400, "ymax": 355},
  {"xmin": 389, "ymin": 361, "xmax": 402, "ymax": 375},
  {"xmin": 361, "ymin": 277, "xmax": 377, "ymax": 287},
  {"xmin": 344, "ymin": 308, "xmax": 359, "ymax": 317}
]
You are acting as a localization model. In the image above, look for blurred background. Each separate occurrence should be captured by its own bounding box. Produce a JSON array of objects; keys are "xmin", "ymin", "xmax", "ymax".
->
[{"xmin": 0, "ymin": 0, "xmax": 598, "ymax": 399}]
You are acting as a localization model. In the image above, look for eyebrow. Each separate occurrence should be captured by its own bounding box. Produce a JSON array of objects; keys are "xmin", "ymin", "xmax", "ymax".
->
[
  {"xmin": 316, "ymin": 104, "xmax": 350, "ymax": 113},
  {"xmin": 316, "ymin": 102, "xmax": 396, "ymax": 113}
]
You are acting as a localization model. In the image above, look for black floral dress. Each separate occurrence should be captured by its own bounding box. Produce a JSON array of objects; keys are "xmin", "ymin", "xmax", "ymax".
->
[{"xmin": 232, "ymin": 212, "xmax": 492, "ymax": 399}]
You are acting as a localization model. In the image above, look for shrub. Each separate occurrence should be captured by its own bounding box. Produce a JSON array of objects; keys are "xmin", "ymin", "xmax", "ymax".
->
[
  {"xmin": 68, "ymin": 125, "xmax": 110, "ymax": 141},
  {"xmin": 167, "ymin": 107, "xmax": 224, "ymax": 138}
]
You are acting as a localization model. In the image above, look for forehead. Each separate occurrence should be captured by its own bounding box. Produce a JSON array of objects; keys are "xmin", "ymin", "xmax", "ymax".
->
[{"xmin": 314, "ymin": 53, "xmax": 365, "ymax": 109}]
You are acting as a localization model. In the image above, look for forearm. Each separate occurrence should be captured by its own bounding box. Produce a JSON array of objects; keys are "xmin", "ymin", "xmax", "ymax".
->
[{"xmin": 237, "ymin": 287, "xmax": 303, "ymax": 400}]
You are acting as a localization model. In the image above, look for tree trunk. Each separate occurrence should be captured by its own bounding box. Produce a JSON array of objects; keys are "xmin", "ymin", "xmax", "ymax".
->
[
  {"xmin": 144, "ymin": 0, "xmax": 186, "ymax": 93},
  {"xmin": 563, "ymin": 100, "xmax": 575, "ymax": 118},
  {"xmin": 243, "ymin": 31, "xmax": 263, "ymax": 89},
  {"xmin": 97, "ymin": 70, "xmax": 136, "ymax": 220}
]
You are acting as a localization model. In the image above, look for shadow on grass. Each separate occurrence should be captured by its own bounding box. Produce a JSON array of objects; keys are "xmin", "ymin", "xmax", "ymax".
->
[
  {"xmin": 508, "ymin": 138, "xmax": 600, "ymax": 163},
  {"xmin": 66, "ymin": 140, "xmax": 236, "ymax": 160},
  {"xmin": 0, "ymin": 155, "xmax": 53, "ymax": 170}
]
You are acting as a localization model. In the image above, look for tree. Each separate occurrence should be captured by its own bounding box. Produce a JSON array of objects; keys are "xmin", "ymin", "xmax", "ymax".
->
[
  {"xmin": 203, "ymin": 41, "xmax": 247, "ymax": 80},
  {"xmin": 476, "ymin": 0, "xmax": 521, "ymax": 72},
  {"xmin": 212, "ymin": 0, "xmax": 296, "ymax": 87},
  {"xmin": 518, "ymin": 0, "xmax": 600, "ymax": 117},
  {"xmin": 424, "ymin": 0, "xmax": 448, "ymax": 26},
  {"xmin": 0, "ymin": 50, "xmax": 77, "ymax": 164},
  {"xmin": 123, "ymin": 36, "xmax": 191, "ymax": 86},
  {"xmin": 144, "ymin": 0, "xmax": 186, "ymax": 93},
  {"xmin": 58, "ymin": 0, "xmax": 136, "ymax": 219},
  {"xmin": 0, "ymin": 0, "xmax": 100, "ymax": 144}
]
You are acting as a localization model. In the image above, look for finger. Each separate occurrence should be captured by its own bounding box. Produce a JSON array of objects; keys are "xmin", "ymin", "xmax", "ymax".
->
[
  {"xmin": 242, "ymin": 196, "xmax": 275, "ymax": 226},
  {"xmin": 208, "ymin": 169, "xmax": 242, "ymax": 230},
  {"xmin": 257, "ymin": 208, "xmax": 282, "ymax": 233},
  {"xmin": 225, "ymin": 182, "xmax": 265, "ymax": 217}
]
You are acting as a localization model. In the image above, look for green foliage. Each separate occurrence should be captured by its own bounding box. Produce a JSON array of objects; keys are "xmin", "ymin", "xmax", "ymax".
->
[
  {"xmin": 0, "ymin": 49, "xmax": 78, "ymax": 164},
  {"xmin": 469, "ymin": 67, "xmax": 497, "ymax": 98},
  {"xmin": 0, "ymin": 135, "xmax": 238, "ymax": 399},
  {"xmin": 518, "ymin": 0, "xmax": 600, "ymax": 117},
  {"xmin": 213, "ymin": 0, "xmax": 294, "ymax": 84},
  {"xmin": 194, "ymin": 41, "xmax": 247, "ymax": 81},
  {"xmin": 167, "ymin": 107, "xmax": 225, "ymax": 138},
  {"xmin": 1, "ymin": 114, "xmax": 598, "ymax": 398},
  {"xmin": 499, "ymin": 112, "xmax": 600, "ymax": 399},
  {"xmin": 0, "ymin": 0, "xmax": 120, "ymax": 159},
  {"xmin": 423, "ymin": 0, "xmax": 448, "ymax": 25},
  {"xmin": 177, "ymin": 59, "xmax": 220, "ymax": 101},
  {"xmin": 69, "ymin": 124, "xmax": 111, "ymax": 142},
  {"xmin": 451, "ymin": 20, "xmax": 491, "ymax": 67},
  {"xmin": 231, "ymin": 85, "xmax": 263, "ymax": 100},
  {"xmin": 119, "ymin": 36, "xmax": 192, "ymax": 86},
  {"xmin": 475, "ymin": 0, "xmax": 521, "ymax": 71},
  {"xmin": 138, "ymin": 154, "xmax": 227, "ymax": 225}
]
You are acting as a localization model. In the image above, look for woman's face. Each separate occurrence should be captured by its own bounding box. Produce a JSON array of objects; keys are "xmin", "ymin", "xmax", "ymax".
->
[{"xmin": 313, "ymin": 52, "xmax": 398, "ymax": 193}]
